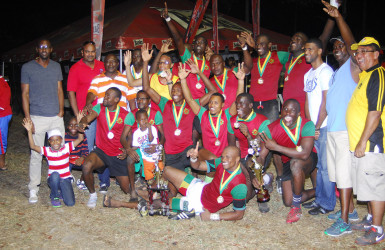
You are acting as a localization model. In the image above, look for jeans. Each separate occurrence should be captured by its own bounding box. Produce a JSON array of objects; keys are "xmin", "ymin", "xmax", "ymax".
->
[
  {"xmin": 314, "ymin": 127, "xmax": 336, "ymax": 211},
  {"xmin": 47, "ymin": 172, "xmax": 75, "ymax": 206},
  {"xmin": 85, "ymin": 120, "xmax": 110, "ymax": 187}
]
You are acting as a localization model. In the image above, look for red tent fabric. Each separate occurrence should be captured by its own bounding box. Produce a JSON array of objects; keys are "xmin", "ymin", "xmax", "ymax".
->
[{"xmin": 2, "ymin": 0, "xmax": 290, "ymax": 63}]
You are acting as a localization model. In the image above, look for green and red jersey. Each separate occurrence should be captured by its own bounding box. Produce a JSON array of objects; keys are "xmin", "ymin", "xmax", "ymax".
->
[
  {"xmin": 125, "ymin": 107, "xmax": 163, "ymax": 134},
  {"xmin": 210, "ymin": 68, "xmax": 239, "ymax": 110}
]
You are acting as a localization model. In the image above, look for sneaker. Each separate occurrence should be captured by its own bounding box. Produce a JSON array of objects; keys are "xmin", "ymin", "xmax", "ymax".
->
[
  {"xmin": 258, "ymin": 202, "xmax": 270, "ymax": 213},
  {"xmin": 302, "ymin": 200, "xmax": 319, "ymax": 209},
  {"xmin": 76, "ymin": 179, "xmax": 88, "ymax": 190},
  {"xmin": 324, "ymin": 218, "xmax": 352, "ymax": 237},
  {"xmin": 308, "ymin": 206, "xmax": 333, "ymax": 215},
  {"xmin": 286, "ymin": 206, "xmax": 302, "ymax": 224},
  {"xmin": 264, "ymin": 172, "xmax": 274, "ymax": 193},
  {"xmin": 29, "ymin": 190, "xmax": 38, "ymax": 203},
  {"xmin": 51, "ymin": 198, "xmax": 62, "ymax": 208},
  {"xmin": 87, "ymin": 193, "xmax": 98, "ymax": 208},
  {"xmin": 168, "ymin": 209, "xmax": 196, "ymax": 220},
  {"xmin": 351, "ymin": 215, "xmax": 373, "ymax": 231},
  {"xmin": 276, "ymin": 176, "xmax": 282, "ymax": 195},
  {"xmin": 327, "ymin": 209, "xmax": 359, "ymax": 221},
  {"xmin": 355, "ymin": 226, "xmax": 385, "ymax": 246},
  {"xmin": 99, "ymin": 184, "xmax": 108, "ymax": 194},
  {"xmin": 137, "ymin": 199, "xmax": 148, "ymax": 217}
]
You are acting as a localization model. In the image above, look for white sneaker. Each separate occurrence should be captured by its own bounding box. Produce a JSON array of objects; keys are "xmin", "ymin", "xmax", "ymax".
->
[
  {"xmin": 87, "ymin": 193, "xmax": 98, "ymax": 208},
  {"xmin": 29, "ymin": 190, "xmax": 38, "ymax": 203}
]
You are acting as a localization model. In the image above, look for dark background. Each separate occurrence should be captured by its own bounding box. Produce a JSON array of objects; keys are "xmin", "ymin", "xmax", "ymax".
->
[{"xmin": 1, "ymin": 0, "xmax": 384, "ymax": 55}]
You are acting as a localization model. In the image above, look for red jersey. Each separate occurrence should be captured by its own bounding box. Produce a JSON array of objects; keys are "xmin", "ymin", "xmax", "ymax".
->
[
  {"xmin": 92, "ymin": 104, "xmax": 129, "ymax": 156},
  {"xmin": 210, "ymin": 69, "xmax": 239, "ymax": 110},
  {"xmin": 250, "ymin": 51, "xmax": 283, "ymax": 101},
  {"xmin": 157, "ymin": 97, "xmax": 195, "ymax": 154},
  {"xmin": 228, "ymin": 112, "xmax": 270, "ymax": 158},
  {"xmin": 0, "ymin": 76, "xmax": 12, "ymax": 117},
  {"xmin": 42, "ymin": 142, "xmax": 74, "ymax": 179},
  {"xmin": 67, "ymin": 59, "xmax": 105, "ymax": 110},
  {"xmin": 125, "ymin": 108, "xmax": 163, "ymax": 134}
]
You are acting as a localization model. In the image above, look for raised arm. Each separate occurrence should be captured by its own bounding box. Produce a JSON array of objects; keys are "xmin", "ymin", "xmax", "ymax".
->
[
  {"xmin": 178, "ymin": 63, "xmax": 200, "ymax": 115},
  {"xmin": 22, "ymin": 118, "xmax": 41, "ymax": 153},
  {"xmin": 149, "ymin": 38, "xmax": 174, "ymax": 74},
  {"xmin": 124, "ymin": 50, "xmax": 142, "ymax": 87},
  {"xmin": 141, "ymin": 44, "xmax": 161, "ymax": 104},
  {"xmin": 72, "ymin": 112, "xmax": 85, "ymax": 148},
  {"xmin": 318, "ymin": 18, "xmax": 335, "ymax": 55},
  {"xmin": 237, "ymin": 33, "xmax": 253, "ymax": 74},
  {"xmin": 229, "ymin": 63, "xmax": 246, "ymax": 116}
]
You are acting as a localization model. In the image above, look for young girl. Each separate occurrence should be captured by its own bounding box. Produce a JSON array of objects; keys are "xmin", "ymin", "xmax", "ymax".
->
[{"xmin": 23, "ymin": 116, "xmax": 84, "ymax": 207}]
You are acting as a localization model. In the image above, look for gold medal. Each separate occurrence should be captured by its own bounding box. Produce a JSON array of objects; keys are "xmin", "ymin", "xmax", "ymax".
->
[
  {"xmin": 107, "ymin": 131, "xmax": 114, "ymax": 139},
  {"xmin": 215, "ymin": 140, "xmax": 221, "ymax": 146},
  {"xmin": 217, "ymin": 195, "xmax": 224, "ymax": 204},
  {"xmin": 174, "ymin": 129, "xmax": 181, "ymax": 136},
  {"xmin": 258, "ymin": 78, "xmax": 264, "ymax": 84}
]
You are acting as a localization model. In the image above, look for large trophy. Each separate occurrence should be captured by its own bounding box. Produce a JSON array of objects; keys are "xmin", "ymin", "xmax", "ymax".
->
[
  {"xmin": 249, "ymin": 138, "xmax": 270, "ymax": 202},
  {"xmin": 147, "ymin": 145, "xmax": 170, "ymax": 216}
]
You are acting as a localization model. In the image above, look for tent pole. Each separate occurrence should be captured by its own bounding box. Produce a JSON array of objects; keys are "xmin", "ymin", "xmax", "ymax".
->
[
  {"xmin": 119, "ymin": 49, "xmax": 123, "ymax": 73},
  {"xmin": 92, "ymin": 0, "xmax": 105, "ymax": 60},
  {"xmin": 184, "ymin": 0, "xmax": 210, "ymax": 44},
  {"xmin": 252, "ymin": 0, "xmax": 260, "ymax": 40},
  {"xmin": 212, "ymin": 0, "xmax": 219, "ymax": 53}
]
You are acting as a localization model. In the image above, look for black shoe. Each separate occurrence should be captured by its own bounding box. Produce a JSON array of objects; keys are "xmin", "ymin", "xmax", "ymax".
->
[
  {"xmin": 308, "ymin": 206, "xmax": 333, "ymax": 215},
  {"xmin": 137, "ymin": 199, "xmax": 148, "ymax": 217},
  {"xmin": 168, "ymin": 209, "xmax": 195, "ymax": 220},
  {"xmin": 302, "ymin": 200, "xmax": 319, "ymax": 209}
]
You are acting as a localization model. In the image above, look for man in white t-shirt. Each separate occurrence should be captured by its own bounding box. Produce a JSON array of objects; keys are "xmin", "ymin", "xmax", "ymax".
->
[{"xmin": 303, "ymin": 38, "xmax": 336, "ymax": 216}]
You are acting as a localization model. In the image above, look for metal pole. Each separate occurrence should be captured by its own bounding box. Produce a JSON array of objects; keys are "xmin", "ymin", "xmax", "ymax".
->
[
  {"xmin": 92, "ymin": 0, "xmax": 105, "ymax": 61},
  {"xmin": 212, "ymin": 0, "xmax": 219, "ymax": 53}
]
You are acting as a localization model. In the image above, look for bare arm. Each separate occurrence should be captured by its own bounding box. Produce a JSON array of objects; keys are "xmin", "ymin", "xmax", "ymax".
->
[
  {"xmin": 200, "ymin": 209, "xmax": 245, "ymax": 221},
  {"xmin": 142, "ymin": 44, "xmax": 161, "ymax": 104},
  {"xmin": 229, "ymin": 63, "xmax": 246, "ymax": 116},
  {"xmin": 22, "ymin": 118, "xmax": 41, "ymax": 153},
  {"xmin": 186, "ymin": 143, "xmax": 208, "ymax": 171},
  {"xmin": 124, "ymin": 50, "xmax": 143, "ymax": 87},
  {"xmin": 57, "ymin": 81, "xmax": 64, "ymax": 117},
  {"xmin": 354, "ymin": 111, "xmax": 382, "ymax": 158},
  {"xmin": 157, "ymin": 124, "xmax": 165, "ymax": 146},
  {"xmin": 318, "ymin": 18, "xmax": 335, "ymax": 55},
  {"xmin": 67, "ymin": 91, "xmax": 79, "ymax": 116},
  {"xmin": 85, "ymin": 92, "xmax": 97, "ymax": 114},
  {"xmin": 305, "ymin": 94, "xmax": 311, "ymax": 121},
  {"xmin": 178, "ymin": 63, "xmax": 200, "ymax": 115},
  {"xmin": 315, "ymin": 90, "xmax": 328, "ymax": 130},
  {"xmin": 120, "ymin": 125, "xmax": 140, "ymax": 162},
  {"xmin": 237, "ymin": 33, "xmax": 253, "ymax": 74},
  {"xmin": 21, "ymin": 83, "xmax": 30, "ymax": 119},
  {"xmin": 149, "ymin": 39, "xmax": 174, "ymax": 74}
]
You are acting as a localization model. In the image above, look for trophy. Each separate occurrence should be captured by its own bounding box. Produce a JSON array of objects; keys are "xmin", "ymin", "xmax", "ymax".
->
[
  {"xmin": 249, "ymin": 138, "xmax": 270, "ymax": 203},
  {"xmin": 147, "ymin": 145, "xmax": 170, "ymax": 216}
]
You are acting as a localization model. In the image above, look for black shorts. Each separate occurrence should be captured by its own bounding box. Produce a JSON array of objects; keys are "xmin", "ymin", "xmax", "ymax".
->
[
  {"xmin": 165, "ymin": 145, "xmax": 194, "ymax": 171},
  {"xmin": 282, "ymin": 151, "xmax": 318, "ymax": 181},
  {"xmin": 93, "ymin": 147, "xmax": 128, "ymax": 176}
]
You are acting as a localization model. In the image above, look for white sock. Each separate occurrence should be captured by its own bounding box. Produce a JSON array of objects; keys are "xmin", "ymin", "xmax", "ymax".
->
[
  {"xmin": 367, "ymin": 213, "xmax": 373, "ymax": 221},
  {"xmin": 372, "ymin": 225, "xmax": 383, "ymax": 234},
  {"xmin": 90, "ymin": 192, "xmax": 97, "ymax": 199}
]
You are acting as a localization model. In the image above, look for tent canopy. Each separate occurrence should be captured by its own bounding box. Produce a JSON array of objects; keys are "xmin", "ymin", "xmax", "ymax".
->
[{"xmin": 2, "ymin": 0, "xmax": 290, "ymax": 63}]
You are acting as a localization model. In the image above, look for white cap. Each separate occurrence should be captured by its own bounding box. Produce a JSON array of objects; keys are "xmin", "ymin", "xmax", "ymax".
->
[{"xmin": 48, "ymin": 129, "xmax": 62, "ymax": 139}]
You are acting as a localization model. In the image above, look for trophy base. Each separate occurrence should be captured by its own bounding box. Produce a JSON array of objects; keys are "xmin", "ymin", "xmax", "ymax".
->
[{"xmin": 256, "ymin": 190, "xmax": 270, "ymax": 203}]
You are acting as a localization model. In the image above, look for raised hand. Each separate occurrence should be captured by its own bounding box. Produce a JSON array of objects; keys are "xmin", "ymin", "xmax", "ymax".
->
[
  {"xmin": 124, "ymin": 50, "xmax": 132, "ymax": 67},
  {"xmin": 322, "ymin": 0, "xmax": 341, "ymax": 18},
  {"xmin": 22, "ymin": 118, "xmax": 33, "ymax": 132},
  {"xmin": 187, "ymin": 141, "xmax": 199, "ymax": 159},
  {"xmin": 178, "ymin": 62, "xmax": 191, "ymax": 80},
  {"xmin": 186, "ymin": 59, "xmax": 199, "ymax": 74},
  {"xmin": 160, "ymin": 38, "xmax": 174, "ymax": 54},
  {"xmin": 259, "ymin": 131, "xmax": 277, "ymax": 151},
  {"xmin": 232, "ymin": 62, "xmax": 246, "ymax": 80},
  {"xmin": 240, "ymin": 31, "xmax": 255, "ymax": 48},
  {"xmin": 205, "ymin": 46, "xmax": 214, "ymax": 61},
  {"xmin": 141, "ymin": 43, "xmax": 153, "ymax": 62},
  {"xmin": 161, "ymin": 2, "xmax": 169, "ymax": 19}
]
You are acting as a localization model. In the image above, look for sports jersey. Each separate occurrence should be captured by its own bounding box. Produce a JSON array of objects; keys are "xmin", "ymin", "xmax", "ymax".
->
[
  {"xmin": 262, "ymin": 117, "xmax": 316, "ymax": 163},
  {"xmin": 228, "ymin": 111, "xmax": 270, "ymax": 158},
  {"xmin": 92, "ymin": 104, "xmax": 129, "ymax": 156},
  {"xmin": 125, "ymin": 108, "xmax": 163, "ymax": 134},
  {"xmin": 132, "ymin": 125, "xmax": 159, "ymax": 162},
  {"xmin": 180, "ymin": 48, "xmax": 211, "ymax": 99},
  {"xmin": 210, "ymin": 68, "xmax": 239, "ymax": 110},
  {"xmin": 88, "ymin": 71, "xmax": 136, "ymax": 110},
  {"xmin": 197, "ymin": 107, "xmax": 231, "ymax": 157},
  {"xmin": 64, "ymin": 133, "xmax": 88, "ymax": 165},
  {"xmin": 41, "ymin": 142, "xmax": 74, "ymax": 179},
  {"xmin": 282, "ymin": 53, "xmax": 312, "ymax": 112},
  {"xmin": 67, "ymin": 59, "xmax": 105, "ymax": 109},
  {"xmin": 157, "ymin": 97, "xmax": 195, "ymax": 154},
  {"xmin": 250, "ymin": 51, "xmax": 287, "ymax": 101},
  {"xmin": 0, "ymin": 76, "xmax": 12, "ymax": 117},
  {"xmin": 149, "ymin": 73, "xmax": 179, "ymax": 100},
  {"xmin": 201, "ymin": 158, "xmax": 247, "ymax": 213},
  {"xmin": 346, "ymin": 64, "xmax": 385, "ymax": 152}
]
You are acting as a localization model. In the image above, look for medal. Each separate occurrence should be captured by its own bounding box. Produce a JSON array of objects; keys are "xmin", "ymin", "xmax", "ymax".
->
[
  {"xmin": 223, "ymin": 94, "xmax": 226, "ymax": 100},
  {"xmin": 172, "ymin": 100, "xmax": 186, "ymax": 137},
  {"xmin": 214, "ymin": 69, "xmax": 228, "ymax": 94},
  {"xmin": 248, "ymin": 148, "xmax": 254, "ymax": 155},
  {"xmin": 107, "ymin": 132, "xmax": 114, "ymax": 139},
  {"xmin": 285, "ymin": 76, "xmax": 289, "ymax": 81},
  {"xmin": 258, "ymin": 78, "xmax": 264, "ymax": 84},
  {"xmin": 234, "ymin": 122, "xmax": 240, "ymax": 128},
  {"xmin": 257, "ymin": 51, "xmax": 271, "ymax": 83},
  {"xmin": 217, "ymin": 195, "xmax": 224, "ymax": 204},
  {"xmin": 209, "ymin": 111, "xmax": 222, "ymax": 147},
  {"xmin": 174, "ymin": 129, "xmax": 181, "ymax": 136},
  {"xmin": 193, "ymin": 54, "xmax": 206, "ymax": 82},
  {"xmin": 280, "ymin": 117, "xmax": 302, "ymax": 146},
  {"xmin": 286, "ymin": 53, "xmax": 304, "ymax": 80},
  {"xmin": 196, "ymin": 83, "xmax": 202, "ymax": 89},
  {"xmin": 215, "ymin": 140, "xmax": 221, "ymax": 146},
  {"xmin": 106, "ymin": 106, "xmax": 120, "ymax": 140},
  {"xmin": 296, "ymin": 146, "xmax": 303, "ymax": 152},
  {"xmin": 218, "ymin": 164, "xmax": 241, "ymax": 204}
]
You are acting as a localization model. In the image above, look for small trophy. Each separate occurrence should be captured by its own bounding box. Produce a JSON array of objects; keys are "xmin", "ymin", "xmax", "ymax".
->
[{"xmin": 249, "ymin": 138, "xmax": 270, "ymax": 203}]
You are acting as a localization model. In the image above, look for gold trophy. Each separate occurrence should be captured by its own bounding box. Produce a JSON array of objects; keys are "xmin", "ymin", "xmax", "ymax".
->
[{"xmin": 249, "ymin": 138, "xmax": 270, "ymax": 202}]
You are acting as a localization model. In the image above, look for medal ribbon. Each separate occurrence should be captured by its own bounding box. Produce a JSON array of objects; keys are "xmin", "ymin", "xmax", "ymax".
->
[
  {"xmin": 236, "ymin": 110, "xmax": 255, "ymax": 123},
  {"xmin": 209, "ymin": 110, "xmax": 222, "ymax": 138},
  {"xmin": 219, "ymin": 164, "xmax": 241, "ymax": 194},
  {"xmin": 131, "ymin": 66, "xmax": 142, "ymax": 79},
  {"xmin": 172, "ymin": 100, "xmax": 186, "ymax": 128},
  {"xmin": 193, "ymin": 54, "xmax": 206, "ymax": 82},
  {"xmin": 287, "ymin": 53, "xmax": 304, "ymax": 75},
  {"xmin": 106, "ymin": 106, "xmax": 120, "ymax": 131},
  {"xmin": 280, "ymin": 116, "xmax": 302, "ymax": 145},
  {"xmin": 257, "ymin": 51, "xmax": 271, "ymax": 78},
  {"xmin": 214, "ymin": 69, "xmax": 228, "ymax": 92}
]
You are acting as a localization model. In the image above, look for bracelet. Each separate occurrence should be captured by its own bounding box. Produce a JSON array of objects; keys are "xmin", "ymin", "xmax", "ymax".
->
[
  {"xmin": 167, "ymin": 81, "xmax": 173, "ymax": 85},
  {"xmin": 242, "ymin": 45, "xmax": 248, "ymax": 51},
  {"xmin": 210, "ymin": 213, "xmax": 220, "ymax": 221},
  {"xmin": 315, "ymin": 128, "xmax": 320, "ymax": 131},
  {"xmin": 165, "ymin": 16, "xmax": 171, "ymax": 22},
  {"xmin": 190, "ymin": 157, "xmax": 198, "ymax": 163}
]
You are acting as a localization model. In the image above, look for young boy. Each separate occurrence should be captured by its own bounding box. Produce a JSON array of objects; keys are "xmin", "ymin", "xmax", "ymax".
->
[
  {"xmin": 65, "ymin": 116, "xmax": 89, "ymax": 190},
  {"xmin": 23, "ymin": 117, "xmax": 84, "ymax": 207},
  {"xmin": 131, "ymin": 110, "xmax": 163, "ymax": 181}
]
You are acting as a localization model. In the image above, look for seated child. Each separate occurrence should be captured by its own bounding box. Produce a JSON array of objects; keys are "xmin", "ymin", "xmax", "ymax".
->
[
  {"xmin": 65, "ymin": 116, "xmax": 89, "ymax": 190},
  {"xmin": 131, "ymin": 109, "xmax": 164, "ymax": 181},
  {"xmin": 23, "ymin": 117, "xmax": 84, "ymax": 207}
]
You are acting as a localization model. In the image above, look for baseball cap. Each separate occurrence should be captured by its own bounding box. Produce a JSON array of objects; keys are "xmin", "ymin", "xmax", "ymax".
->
[
  {"xmin": 330, "ymin": 36, "xmax": 344, "ymax": 44},
  {"xmin": 48, "ymin": 129, "xmax": 62, "ymax": 139},
  {"xmin": 351, "ymin": 37, "xmax": 381, "ymax": 51}
]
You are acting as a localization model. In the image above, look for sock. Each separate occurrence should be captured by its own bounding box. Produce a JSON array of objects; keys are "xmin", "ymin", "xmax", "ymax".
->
[
  {"xmin": 171, "ymin": 197, "xmax": 189, "ymax": 211},
  {"xmin": 367, "ymin": 213, "xmax": 373, "ymax": 221},
  {"xmin": 292, "ymin": 194, "xmax": 302, "ymax": 208},
  {"xmin": 372, "ymin": 225, "xmax": 383, "ymax": 234},
  {"xmin": 90, "ymin": 192, "xmax": 97, "ymax": 198},
  {"xmin": 263, "ymin": 174, "xmax": 271, "ymax": 184}
]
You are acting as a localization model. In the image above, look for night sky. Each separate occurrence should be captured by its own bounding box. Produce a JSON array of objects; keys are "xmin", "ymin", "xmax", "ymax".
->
[{"xmin": 1, "ymin": 0, "xmax": 384, "ymax": 56}]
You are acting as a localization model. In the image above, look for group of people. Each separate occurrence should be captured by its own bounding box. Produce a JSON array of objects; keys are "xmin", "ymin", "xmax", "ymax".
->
[{"xmin": 13, "ymin": 0, "xmax": 384, "ymax": 246}]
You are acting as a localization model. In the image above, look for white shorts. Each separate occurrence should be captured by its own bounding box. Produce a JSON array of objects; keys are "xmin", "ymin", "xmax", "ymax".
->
[
  {"xmin": 326, "ymin": 131, "xmax": 353, "ymax": 188},
  {"xmin": 182, "ymin": 178, "xmax": 208, "ymax": 214}
]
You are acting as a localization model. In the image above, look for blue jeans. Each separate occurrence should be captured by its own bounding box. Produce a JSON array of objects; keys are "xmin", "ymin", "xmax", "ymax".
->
[
  {"xmin": 314, "ymin": 127, "xmax": 336, "ymax": 211},
  {"xmin": 85, "ymin": 120, "xmax": 110, "ymax": 187},
  {"xmin": 47, "ymin": 172, "xmax": 75, "ymax": 206}
]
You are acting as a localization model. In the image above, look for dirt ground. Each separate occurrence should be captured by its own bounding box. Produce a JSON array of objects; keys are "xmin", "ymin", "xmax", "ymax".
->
[{"xmin": 0, "ymin": 113, "xmax": 384, "ymax": 249}]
